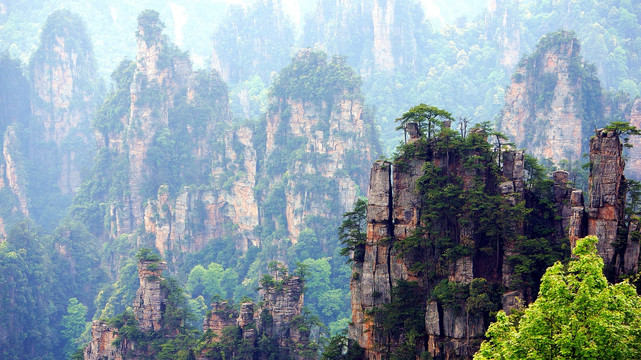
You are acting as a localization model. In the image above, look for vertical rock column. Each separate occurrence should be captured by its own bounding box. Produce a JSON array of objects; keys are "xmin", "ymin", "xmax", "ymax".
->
[
  {"xmin": 587, "ymin": 129, "xmax": 626, "ymax": 271},
  {"xmin": 553, "ymin": 171, "xmax": 574, "ymax": 237},
  {"xmin": 83, "ymin": 321, "xmax": 121, "ymax": 360},
  {"xmin": 132, "ymin": 260, "xmax": 167, "ymax": 332},
  {"xmin": 259, "ymin": 276, "xmax": 304, "ymax": 343},
  {"xmin": 349, "ymin": 160, "xmax": 393, "ymax": 359},
  {"xmin": 500, "ymin": 150, "xmax": 524, "ymax": 309},
  {"xmin": 568, "ymin": 190, "xmax": 586, "ymax": 249},
  {"xmin": 391, "ymin": 155, "xmax": 424, "ymax": 282},
  {"xmin": 202, "ymin": 302, "xmax": 238, "ymax": 339}
]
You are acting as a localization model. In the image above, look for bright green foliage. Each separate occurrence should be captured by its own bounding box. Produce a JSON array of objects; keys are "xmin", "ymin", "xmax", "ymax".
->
[
  {"xmin": 186, "ymin": 262, "xmax": 238, "ymax": 303},
  {"xmin": 61, "ymin": 298, "xmax": 88, "ymax": 358},
  {"xmin": 475, "ymin": 236, "xmax": 641, "ymax": 360}
]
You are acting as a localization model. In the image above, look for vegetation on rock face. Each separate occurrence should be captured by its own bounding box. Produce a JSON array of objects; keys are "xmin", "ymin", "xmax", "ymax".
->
[
  {"xmin": 270, "ymin": 49, "xmax": 361, "ymax": 106},
  {"xmin": 345, "ymin": 104, "xmax": 573, "ymax": 358},
  {"xmin": 475, "ymin": 236, "xmax": 641, "ymax": 360},
  {"xmin": 136, "ymin": 10, "xmax": 165, "ymax": 46},
  {"xmin": 2, "ymin": 2, "xmax": 641, "ymax": 359}
]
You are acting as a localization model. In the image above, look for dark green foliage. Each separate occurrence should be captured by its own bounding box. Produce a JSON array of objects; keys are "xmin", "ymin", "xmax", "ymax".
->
[
  {"xmin": 395, "ymin": 104, "xmax": 455, "ymax": 139},
  {"xmin": 605, "ymin": 121, "xmax": 641, "ymax": 148},
  {"xmin": 320, "ymin": 331, "xmax": 365, "ymax": 360},
  {"xmin": 338, "ymin": 198, "xmax": 368, "ymax": 262},
  {"xmin": 431, "ymin": 279, "xmax": 469, "ymax": 310},
  {"xmin": 374, "ymin": 280, "xmax": 426, "ymax": 360},
  {"xmin": 508, "ymin": 236, "xmax": 566, "ymax": 292},
  {"xmin": 51, "ymin": 220, "xmax": 107, "ymax": 312}
]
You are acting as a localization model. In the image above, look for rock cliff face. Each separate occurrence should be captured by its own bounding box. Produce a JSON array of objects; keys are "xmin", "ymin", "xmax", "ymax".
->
[
  {"xmin": 198, "ymin": 269, "xmax": 308, "ymax": 360},
  {"xmin": 262, "ymin": 50, "xmax": 378, "ymax": 246},
  {"xmin": 91, "ymin": 11, "xmax": 260, "ymax": 256},
  {"xmin": 84, "ymin": 257, "xmax": 168, "ymax": 360},
  {"xmin": 0, "ymin": 56, "xmax": 31, "ymax": 239},
  {"xmin": 132, "ymin": 260, "xmax": 168, "ymax": 332},
  {"xmin": 486, "ymin": 0, "xmax": 521, "ymax": 70},
  {"xmin": 211, "ymin": 0, "xmax": 294, "ymax": 84},
  {"xmin": 304, "ymin": 0, "xmax": 422, "ymax": 75},
  {"xmin": 567, "ymin": 128, "xmax": 638, "ymax": 278},
  {"xmin": 29, "ymin": 10, "xmax": 99, "ymax": 195},
  {"xmin": 350, "ymin": 123, "xmax": 641, "ymax": 359},
  {"xmin": 499, "ymin": 31, "xmax": 604, "ymax": 167},
  {"xmin": 626, "ymin": 99, "xmax": 641, "ymax": 180},
  {"xmin": 2, "ymin": 126, "xmax": 28, "ymax": 218}
]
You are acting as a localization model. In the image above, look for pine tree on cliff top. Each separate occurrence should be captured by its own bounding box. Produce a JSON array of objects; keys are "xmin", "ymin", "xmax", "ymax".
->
[{"xmin": 475, "ymin": 235, "xmax": 641, "ymax": 360}]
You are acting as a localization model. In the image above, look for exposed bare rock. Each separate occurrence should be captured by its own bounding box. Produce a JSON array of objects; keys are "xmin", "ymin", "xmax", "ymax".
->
[
  {"xmin": 626, "ymin": 99, "xmax": 641, "ymax": 180},
  {"xmin": 237, "ymin": 302, "xmax": 255, "ymax": 329},
  {"xmin": 132, "ymin": 260, "xmax": 167, "ymax": 332},
  {"xmin": 485, "ymin": 0, "xmax": 521, "ymax": 69},
  {"xmin": 568, "ymin": 190, "xmax": 586, "ymax": 249},
  {"xmin": 500, "ymin": 150, "xmax": 524, "ymax": 298},
  {"xmin": 29, "ymin": 10, "xmax": 99, "ymax": 195},
  {"xmin": 143, "ymin": 125, "xmax": 259, "ymax": 255},
  {"xmin": 83, "ymin": 321, "xmax": 123, "ymax": 360},
  {"xmin": 305, "ymin": 0, "xmax": 422, "ymax": 75},
  {"xmin": 587, "ymin": 129, "xmax": 626, "ymax": 271},
  {"xmin": 83, "ymin": 258, "xmax": 169, "ymax": 360},
  {"xmin": 127, "ymin": 14, "xmax": 190, "ymax": 229},
  {"xmin": 349, "ymin": 160, "xmax": 392, "ymax": 356},
  {"xmin": 263, "ymin": 51, "xmax": 377, "ymax": 245},
  {"xmin": 2, "ymin": 126, "xmax": 28, "ymax": 217},
  {"xmin": 499, "ymin": 31, "xmax": 601, "ymax": 167},
  {"xmin": 203, "ymin": 301, "xmax": 238, "ymax": 339},
  {"xmin": 553, "ymin": 170, "xmax": 574, "ymax": 237},
  {"xmin": 259, "ymin": 276, "xmax": 304, "ymax": 340}
]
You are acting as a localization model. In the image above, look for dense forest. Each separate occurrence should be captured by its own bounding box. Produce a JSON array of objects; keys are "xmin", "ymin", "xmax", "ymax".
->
[{"xmin": 1, "ymin": 1, "xmax": 641, "ymax": 359}]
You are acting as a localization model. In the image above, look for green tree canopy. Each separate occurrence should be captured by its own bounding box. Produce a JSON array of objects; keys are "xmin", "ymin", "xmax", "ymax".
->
[
  {"xmin": 475, "ymin": 235, "xmax": 641, "ymax": 360},
  {"xmin": 61, "ymin": 297, "xmax": 88, "ymax": 358},
  {"xmin": 604, "ymin": 121, "xmax": 641, "ymax": 148},
  {"xmin": 394, "ymin": 104, "xmax": 454, "ymax": 140}
]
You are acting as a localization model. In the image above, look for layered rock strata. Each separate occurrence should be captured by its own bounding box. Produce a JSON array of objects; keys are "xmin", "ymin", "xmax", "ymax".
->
[
  {"xmin": 350, "ymin": 123, "xmax": 640, "ymax": 359},
  {"xmin": 499, "ymin": 31, "xmax": 602, "ymax": 167},
  {"xmin": 29, "ymin": 10, "xmax": 99, "ymax": 195},
  {"xmin": 566, "ymin": 128, "xmax": 639, "ymax": 278},
  {"xmin": 84, "ymin": 258, "xmax": 168, "ymax": 360},
  {"xmin": 132, "ymin": 260, "xmax": 168, "ymax": 332},
  {"xmin": 263, "ymin": 50, "xmax": 377, "ymax": 246},
  {"xmin": 198, "ymin": 271, "xmax": 307, "ymax": 360}
]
